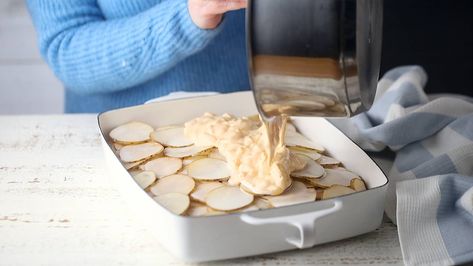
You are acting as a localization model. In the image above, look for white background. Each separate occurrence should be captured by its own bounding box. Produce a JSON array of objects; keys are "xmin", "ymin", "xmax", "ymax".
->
[{"xmin": 0, "ymin": 0, "xmax": 63, "ymax": 114}]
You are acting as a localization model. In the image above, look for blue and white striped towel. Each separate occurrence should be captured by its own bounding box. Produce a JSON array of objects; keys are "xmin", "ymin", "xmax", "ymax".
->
[{"xmin": 331, "ymin": 66, "xmax": 473, "ymax": 266}]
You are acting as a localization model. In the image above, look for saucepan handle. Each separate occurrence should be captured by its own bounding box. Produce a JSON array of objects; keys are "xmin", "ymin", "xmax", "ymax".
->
[{"xmin": 240, "ymin": 200, "xmax": 343, "ymax": 249}]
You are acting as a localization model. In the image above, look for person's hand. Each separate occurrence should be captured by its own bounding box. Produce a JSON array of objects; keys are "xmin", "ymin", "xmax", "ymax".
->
[{"xmin": 188, "ymin": 0, "xmax": 247, "ymax": 29}]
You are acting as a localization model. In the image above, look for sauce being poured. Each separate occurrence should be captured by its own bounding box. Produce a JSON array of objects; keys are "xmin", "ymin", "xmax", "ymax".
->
[
  {"xmin": 184, "ymin": 113, "xmax": 304, "ymax": 195},
  {"xmin": 261, "ymin": 114, "xmax": 287, "ymax": 166}
]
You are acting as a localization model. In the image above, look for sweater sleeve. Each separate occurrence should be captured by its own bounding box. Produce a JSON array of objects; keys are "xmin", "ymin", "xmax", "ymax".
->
[{"xmin": 26, "ymin": 0, "xmax": 220, "ymax": 95}]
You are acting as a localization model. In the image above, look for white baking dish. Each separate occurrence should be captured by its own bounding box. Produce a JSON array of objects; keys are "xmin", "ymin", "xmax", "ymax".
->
[{"xmin": 97, "ymin": 91, "xmax": 388, "ymax": 262}]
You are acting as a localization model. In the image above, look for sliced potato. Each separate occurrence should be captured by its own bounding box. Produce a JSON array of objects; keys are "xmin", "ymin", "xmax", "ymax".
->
[
  {"xmin": 143, "ymin": 157, "xmax": 182, "ymax": 178},
  {"xmin": 153, "ymin": 193, "xmax": 190, "ymax": 215},
  {"xmin": 350, "ymin": 178, "xmax": 367, "ymax": 192},
  {"xmin": 110, "ymin": 121, "xmax": 154, "ymax": 144},
  {"xmin": 317, "ymin": 155, "xmax": 341, "ymax": 166},
  {"xmin": 132, "ymin": 171, "xmax": 156, "ymax": 189},
  {"xmin": 128, "ymin": 169, "xmax": 142, "ymax": 177},
  {"xmin": 289, "ymin": 152, "xmax": 308, "ymax": 171},
  {"xmin": 113, "ymin": 114, "xmax": 368, "ymax": 216},
  {"xmin": 123, "ymin": 159, "xmax": 145, "ymax": 170},
  {"xmin": 315, "ymin": 188, "xmax": 324, "ymax": 200},
  {"xmin": 321, "ymin": 185, "xmax": 355, "ymax": 199},
  {"xmin": 190, "ymin": 181, "xmax": 225, "ymax": 203},
  {"xmin": 208, "ymin": 149, "xmax": 226, "ymax": 161},
  {"xmin": 113, "ymin": 143, "xmax": 124, "ymax": 151},
  {"xmin": 253, "ymin": 198, "xmax": 272, "ymax": 209},
  {"xmin": 187, "ymin": 205, "xmax": 209, "ymax": 217},
  {"xmin": 119, "ymin": 142, "xmax": 164, "ymax": 163},
  {"xmin": 150, "ymin": 174, "xmax": 195, "ymax": 196},
  {"xmin": 231, "ymin": 204, "xmax": 259, "ymax": 213},
  {"xmin": 187, "ymin": 158, "xmax": 231, "ymax": 181},
  {"xmin": 289, "ymin": 147, "xmax": 322, "ymax": 160},
  {"xmin": 190, "ymin": 201, "xmax": 206, "ymax": 208},
  {"xmin": 294, "ymin": 177, "xmax": 317, "ymax": 189},
  {"xmin": 310, "ymin": 168, "xmax": 358, "ymax": 188},
  {"xmin": 182, "ymin": 155, "xmax": 207, "ymax": 166},
  {"xmin": 291, "ymin": 155, "xmax": 325, "ymax": 179},
  {"xmin": 265, "ymin": 181, "xmax": 316, "ymax": 207},
  {"xmin": 206, "ymin": 186, "xmax": 254, "ymax": 211},
  {"xmin": 285, "ymin": 132, "xmax": 325, "ymax": 153},
  {"xmin": 178, "ymin": 169, "xmax": 188, "ymax": 175},
  {"xmin": 164, "ymin": 145, "xmax": 213, "ymax": 158},
  {"xmin": 205, "ymin": 208, "xmax": 227, "ymax": 216},
  {"xmin": 150, "ymin": 127, "xmax": 193, "ymax": 147}
]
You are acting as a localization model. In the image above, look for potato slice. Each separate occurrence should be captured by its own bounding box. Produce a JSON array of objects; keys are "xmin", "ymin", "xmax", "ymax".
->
[
  {"xmin": 187, "ymin": 205, "xmax": 209, "ymax": 217},
  {"xmin": 310, "ymin": 168, "xmax": 358, "ymax": 188},
  {"xmin": 233, "ymin": 204, "xmax": 259, "ymax": 213},
  {"xmin": 123, "ymin": 159, "xmax": 145, "ymax": 170},
  {"xmin": 208, "ymin": 149, "xmax": 226, "ymax": 161},
  {"xmin": 291, "ymin": 155, "xmax": 325, "ymax": 179},
  {"xmin": 206, "ymin": 186, "xmax": 254, "ymax": 211},
  {"xmin": 164, "ymin": 145, "xmax": 213, "ymax": 158},
  {"xmin": 289, "ymin": 152, "xmax": 308, "ymax": 171},
  {"xmin": 178, "ymin": 169, "xmax": 188, "ymax": 175},
  {"xmin": 113, "ymin": 143, "xmax": 124, "ymax": 151},
  {"xmin": 110, "ymin": 122, "xmax": 154, "ymax": 144},
  {"xmin": 187, "ymin": 158, "xmax": 231, "ymax": 181},
  {"xmin": 190, "ymin": 201, "xmax": 206, "ymax": 208},
  {"xmin": 294, "ymin": 177, "xmax": 317, "ymax": 189},
  {"xmin": 128, "ymin": 169, "xmax": 142, "ymax": 176},
  {"xmin": 265, "ymin": 181, "xmax": 316, "ymax": 207},
  {"xmin": 317, "ymin": 155, "xmax": 341, "ymax": 166},
  {"xmin": 143, "ymin": 157, "xmax": 182, "ymax": 178},
  {"xmin": 182, "ymin": 155, "xmax": 207, "ymax": 166},
  {"xmin": 119, "ymin": 142, "xmax": 164, "ymax": 163},
  {"xmin": 350, "ymin": 178, "xmax": 367, "ymax": 192},
  {"xmin": 190, "ymin": 181, "xmax": 225, "ymax": 203},
  {"xmin": 321, "ymin": 185, "xmax": 356, "ymax": 199},
  {"xmin": 205, "ymin": 208, "xmax": 227, "ymax": 216},
  {"xmin": 315, "ymin": 188, "xmax": 324, "ymax": 200},
  {"xmin": 150, "ymin": 127, "xmax": 193, "ymax": 147},
  {"xmin": 253, "ymin": 198, "xmax": 272, "ymax": 209},
  {"xmin": 285, "ymin": 132, "xmax": 325, "ymax": 153},
  {"xmin": 150, "ymin": 174, "xmax": 195, "ymax": 196},
  {"xmin": 153, "ymin": 193, "xmax": 190, "ymax": 215},
  {"xmin": 132, "ymin": 171, "xmax": 156, "ymax": 189},
  {"xmin": 289, "ymin": 147, "xmax": 322, "ymax": 160}
]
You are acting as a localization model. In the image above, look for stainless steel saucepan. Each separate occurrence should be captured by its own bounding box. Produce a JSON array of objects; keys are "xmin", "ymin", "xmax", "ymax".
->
[{"xmin": 247, "ymin": 0, "xmax": 383, "ymax": 118}]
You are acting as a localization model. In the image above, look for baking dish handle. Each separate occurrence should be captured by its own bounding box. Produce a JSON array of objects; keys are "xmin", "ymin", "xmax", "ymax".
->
[{"xmin": 240, "ymin": 200, "xmax": 343, "ymax": 249}]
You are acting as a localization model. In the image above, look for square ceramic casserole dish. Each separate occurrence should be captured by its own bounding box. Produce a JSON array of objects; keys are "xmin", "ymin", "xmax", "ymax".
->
[{"xmin": 97, "ymin": 91, "xmax": 388, "ymax": 262}]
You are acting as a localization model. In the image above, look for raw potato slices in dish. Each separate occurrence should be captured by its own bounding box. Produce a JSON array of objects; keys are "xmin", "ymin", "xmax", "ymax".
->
[
  {"xmin": 109, "ymin": 117, "xmax": 368, "ymax": 216},
  {"xmin": 110, "ymin": 121, "xmax": 154, "ymax": 144},
  {"xmin": 151, "ymin": 127, "xmax": 193, "ymax": 147}
]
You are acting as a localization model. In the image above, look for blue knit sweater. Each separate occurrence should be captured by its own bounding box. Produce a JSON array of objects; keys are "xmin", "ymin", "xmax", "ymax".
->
[{"xmin": 26, "ymin": 0, "xmax": 249, "ymax": 113}]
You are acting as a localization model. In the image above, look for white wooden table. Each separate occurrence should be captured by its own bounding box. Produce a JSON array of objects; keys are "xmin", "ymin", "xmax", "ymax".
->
[{"xmin": 0, "ymin": 115, "xmax": 403, "ymax": 265}]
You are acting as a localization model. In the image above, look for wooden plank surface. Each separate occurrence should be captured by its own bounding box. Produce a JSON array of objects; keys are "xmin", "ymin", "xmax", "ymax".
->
[{"xmin": 0, "ymin": 115, "xmax": 403, "ymax": 265}]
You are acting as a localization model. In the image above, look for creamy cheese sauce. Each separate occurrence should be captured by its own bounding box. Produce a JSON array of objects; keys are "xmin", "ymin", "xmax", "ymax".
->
[{"xmin": 184, "ymin": 113, "xmax": 305, "ymax": 195}]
